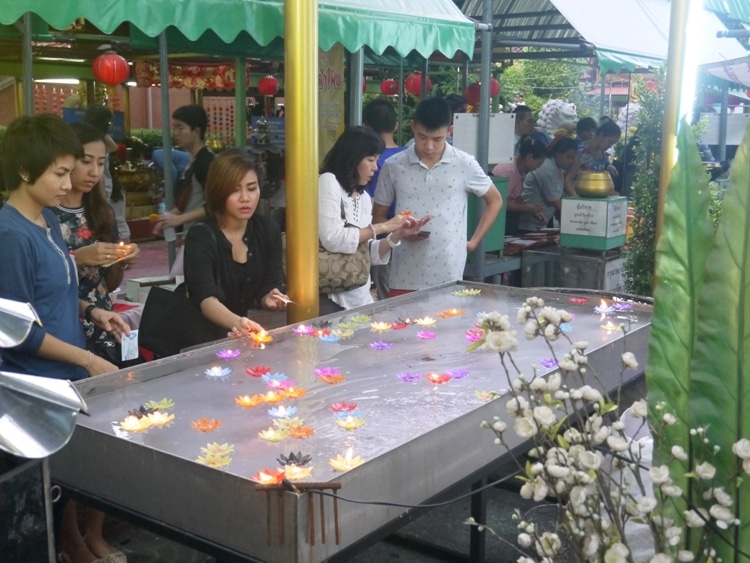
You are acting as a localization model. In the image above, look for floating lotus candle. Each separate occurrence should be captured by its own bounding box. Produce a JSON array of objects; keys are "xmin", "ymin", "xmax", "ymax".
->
[
  {"xmin": 538, "ymin": 358, "xmax": 558, "ymax": 369},
  {"xmin": 594, "ymin": 300, "xmax": 614, "ymax": 314},
  {"xmin": 370, "ymin": 321, "xmax": 392, "ymax": 333},
  {"xmin": 284, "ymin": 387, "xmax": 307, "ymax": 399},
  {"xmin": 329, "ymin": 401, "xmax": 358, "ymax": 412},
  {"xmin": 560, "ymin": 323, "xmax": 573, "ymax": 333},
  {"xmin": 335, "ymin": 415, "xmax": 366, "ymax": 430},
  {"xmin": 452, "ymin": 288, "xmax": 481, "ymax": 297},
  {"xmin": 289, "ymin": 425, "xmax": 315, "ymax": 439},
  {"xmin": 246, "ymin": 365, "xmax": 271, "ymax": 378},
  {"xmin": 318, "ymin": 333, "xmax": 341, "ymax": 342},
  {"xmin": 331, "ymin": 329, "xmax": 354, "ymax": 339},
  {"xmin": 191, "ymin": 418, "xmax": 223, "ymax": 432},
  {"xmin": 235, "ymin": 394, "xmax": 265, "ymax": 407},
  {"xmin": 283, "ymin": 464, "xmax": 313, "ymax": 480},
  {"xmin": 204, "ymin": 366, "xmax": 232, "ymax": 379},
  {"xmin": 146, "ymin": 411, "xmax": 174, "ymax": 427},
  {"xmin": 258, "ymin": 427, "xmax": 289, "ymax": 442},
  {"xmin": 277, "ymin": 451, "xmax": 312, "ymax": 466},
  {"xmin": 350, "ymin": 314, "xmax": 371, "ymax": 324},
  {"xmin": 390, "ymin": 322, "xmax": 408, "ymax": 330},
  {"xmin": 313, "ymin": 329, "xmax": 331, "ymax": 338},
  {"xmin": 612, "ymin": 301, "xmax": 633, "ymax": 311},
  {"xmin": 465, "ymin": 329, "xmax": 483, "ymax": 343},
  {"xmin": 568, "ymin": 297, "xmax": 588, "ymax": 305},
  {"xmin": 264, "ymin": 391, "xmax": 284, "ymax": 403},
  {"xmin": 337, "ymin": 321, "xmax": 360, "ymax": 330},
  {"xmin": 215, "ymin": 348, "xmax": 241, "ymax": 360},
  {"xmin": 414, "ymin": 317, "xmax": 436, "ymax": 326},
  {"xmin": 319, "ymin": 374, "xmax": 346, "ymax": 385},
  {"xmin": 396, "ymin": 371, "xmax": 421, "ymax": 382},
  {"xmin": 268, "ymin": 405, "xmax": 297, "ymax": 418},
  {"xmin": 202, "ymin": 442, "xmax": 235, "ymax": 456},
  {"xmin": 315, "ymin": 367, "xmax": 341, "ymax": 378},
  {"xmin": 293, "ymin": 324, "xmax": 315, "ymax": 335},
  {"xmin": 446, "ymin": 368, "xmax": 469, "ymax": 379},
  {"xmin": 250, "ymin": 468, "xmax": 286, "ymax": 485},
  {"xmin": 426, "ymin": 373, "xmax": 452, "ymax": 385},
  {"xmin": 369, "ymin": 340, "xmax": 393, "ymax": 351},
  {"xmin": 601, "ymin": 321, "xmax": 622, "ymax": 333},
  {"xmin": 196, "ymin": 453, "xmax": 232, "ymax": 468},
  {"xmin": 266, "ymin": 379, "xmax": 293, "ymax": 391},
  {"xmin": 262, "ymin": 372, "xmax": 288, "ymax": 383},
  {"xmin": 334, "ymin": 409, "xmax": 362, "ymax": 420},
  {"xmin": 415, "ymin": 330, "xmax": 436, "ymax": 340},
  {"xmin": 119, "ymin": 415, "xmax": 151, "ymax": 433},
  {"xmin": 329, "ymin": 448, "xmax": 364, "ymax": 472},
  {"xmin": 144, "ymin": 398, "xmax": 174, "ymax": 410},
  {"xmin": 436, "ymin": 308, "xmax": 464, "ymax": 318},
  {"xmin": 273, "ymin": 416, "xmax": 304, "ymax": 431},
  {"xmin": 475, "ymin": 390, "xmax": 501, "ymax": 402},
  {"xmin": 251, "ymin": 330, "xmax": 273, "ymax": 344}
]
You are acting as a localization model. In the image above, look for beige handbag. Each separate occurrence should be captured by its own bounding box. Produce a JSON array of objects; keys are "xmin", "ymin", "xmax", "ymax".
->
[{"xmin": 319, "ymin": 200, "xmax": 371, "ymax": 294}]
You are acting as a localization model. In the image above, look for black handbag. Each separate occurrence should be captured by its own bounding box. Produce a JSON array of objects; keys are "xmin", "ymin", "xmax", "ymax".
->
[{"xmin": 138, "ymin": 286, "xmax": 226, "ymax": 358}]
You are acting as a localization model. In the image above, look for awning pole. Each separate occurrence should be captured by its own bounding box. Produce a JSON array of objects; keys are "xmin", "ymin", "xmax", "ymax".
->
[
  {"xmin": 421, "ymin": 58, "xmax": 429, "ymax": 98},
  {"xmin": 21, "ymin": 13, "xmax": 33, "ymax": 116},
  {"xmin": 285, "ymin": 0, "xmax": 319, "ymax": 322},
  {"xmin": 235, "ymin": 59, "xmax": 247, "ymax": 147},
  {"xmin": 599, "ymin": 71, "xmax": 607, "ymax": 118},
  {"xmin": 656, "ymin": 0, "xmax": 691, "ymax": 244},
  {"xmin": 158, "ymin": 31, "xmax": 176, "ymax": 268},
  {"xmin": 718, "ymin": 82, "xmax": 728, "ymax": 162},
  {"xmin": 349, "ymin": 49, "xmax": 364, "ymax": 126},
  {"xmin": 398, "ymin": 57, "xmax": 404, "ymax": 146}
]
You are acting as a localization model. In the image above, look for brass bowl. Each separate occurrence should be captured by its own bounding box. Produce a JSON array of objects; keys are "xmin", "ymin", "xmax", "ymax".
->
[{"xmin": 575, "ymin": 171, "xmax": 614, "ymax": 198}]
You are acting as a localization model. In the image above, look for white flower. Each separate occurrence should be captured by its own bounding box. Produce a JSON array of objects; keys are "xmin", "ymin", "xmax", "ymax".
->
[
  {"xmin": 558, "ymin": 358, "xmax": 578, "ymax": 372},
  {"xmin": 492, "ymin": 420, "xmax": 507, "ymax": 433},
  {"xmin": 732, "ymin": 438, "xmax": 750, "ymax": 459},
  {"xmin": 529, "ymin": 377, "xmax": 548, "ymax": 393},
  {"xmin": 607, "ymin": 436, "xmax": 630, "ymax": 452},
  {"xmin": 516, "ymin": 305, "xmax": 532, "ymax": 324},
  {"xmin": 514, "ymin": 415, "xmax": 539, "ymax": 438},
  {"xmin": 665, "ymin": 526, "xmax": 682, "ymax": 546},
  {"xmin": 517, "ymin": 532, "xmax": 532, "ymax": 548},
  {"xmin": 535, "ymin": 532, "xmax": 562, "ymax": 558},
  {"xmin": 612, "ymin": 420, "xmax": 625, "ymax": 431},
  {"xmin": 621, "ymin": 352, "xmax": 639, "ymax": 370},
  {"xmin": 570, "ymin": 486, "xmax": 587, "ymax": 507},
  {"xmin": 483, "ymin": 312, "xmax": 509, "ymax": 328},
  {"xmin": 684, "ymin": 508, "xmax": 708, "ymax": 527},
  {"xmin": 554, "ymin": 390, "xmax": 570, "ymax": 400},
  {"xmin": 506, "ymin": 396, "xmax": 529, "ymax": 416},
  {"xmin": 546, "ymin": 372, "xmax": 561, "ymax": 392},
  {"xmin": 512, "ymin": 377, "xmax": 527, "ymax": 393},
  {"xmin": 582, "ymin": 533, "xmax": 600, "ymax": 557},
  {"xmin": 671, "ymin": 445, "xmax": 688, "ymax": 461},
  {"xmin": 484, "ymin": 330, "xmax": 519, "ymax": 353},
  {"xmin": 577, "ymin": 450, "xmax": 603, "ymax": 471},
  {"xmin": 520, "ymin": 481, "xmax": 534, "ymax": 500},
  {"xmin": 677, "ymin": 551, "xmax": 695, "ymax": 562},
  {"xmin": 517, "ymin": 557, "xmax": 535, "ymax": 563},
  {"xmin": 533, "ymin": 406, "xmax": 557, "ymax": 428},
  {"xmin": 638, "ymin": 496, "xmax": 658, "ymax": 514},
  {"xmin": 524, "ymin": 320, "xmax": 539, "ymax": 340},
  {"xmin": 744, "ymin": 459, "xmax": 750, "ymax": 475},
  {"xmin": 580, "ymin": 385, "xmax": 601, "ymax": 402},
  {"xmin": 630, "ymin": 399, "xmax": 648, "ymax": 418},
  {"xmin": 573, "ymin": 340, "xmax": 589, "ymax": 350},
  {"xmin": 709, "ymin": 503, "xmax": 734, "ymax": 523},
  {"xmin": 574, "ymin": 353, "xmax": 588, "ymax": 365},
  {"xmin": 695, "ymin": 462, "xmax": 716, "ymax": 480},
  {"xmin": 650, "ymin": 554, "xmax": 672, "ymax": 563},
  {"xmin": 543, "ymin": 323, "xmax": 560, "ymax": 342},
  {"xmin": 545, "ymin": 464, "xmax": 571, "ymax": 479},
  {"xmin": 591, "ymin": 426, "xmax": 610, "ymax": 445},
  {"xmin": 661, "ymin": 484, "xmax": 683, "ymax": 497},
  {"xmin": 539, "ymin": 307, "xmax": 561, "ymax": 326},
  {"xmin": 662, "ymin": 413, "xmax": 677, "ymax": 425},
  {"xmin": 530, "ymin": 462, "xmax": 544, "ymax": 476},
  {"xmin": 649, "ymin": 465, "xmax": 671, "ymax": 484},
  {"xmin": 604, "ymin": 542, "xmax": 629, "ymax": 563},
  {"xmin": 713, "ymin": 487, "xmax": 733, "ymax": 507},
  {"xmin": 559, "ymin": 310, "xmax": 572, "ymax": 323},
  {"xmin": 526, "ymin": 296, "xmax": 544, "ymax": 308}
]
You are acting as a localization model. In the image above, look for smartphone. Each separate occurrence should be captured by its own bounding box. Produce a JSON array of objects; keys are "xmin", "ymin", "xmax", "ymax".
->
[{"xmin": 417, "ymin": 230, "xmax": 431, "ymax": 238}]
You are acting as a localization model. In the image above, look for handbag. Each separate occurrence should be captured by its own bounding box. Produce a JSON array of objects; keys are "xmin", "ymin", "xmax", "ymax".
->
[{"xmin": 319, "ymin": 199, "xmax": 371, "ymax": 294}]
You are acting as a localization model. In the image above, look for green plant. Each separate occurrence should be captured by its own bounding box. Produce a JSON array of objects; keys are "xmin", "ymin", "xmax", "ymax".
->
[{"xmin": 130, "ymin": 128, "xmax": 166, "ymax": 149}]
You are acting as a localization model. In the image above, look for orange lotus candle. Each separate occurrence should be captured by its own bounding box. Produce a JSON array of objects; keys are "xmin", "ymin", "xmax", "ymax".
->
[
  {"xmin": 264, "ymin": 391, "xmax": 284, "ymax": 403},
  {"xmin": 284, "ymin": 387, "xmax": 307, "ymax": 399},
  {"xmin": 235, "ymin": 394, "xmax": 265, "ymax": 407},
  {"xmin": 250, "ymin": 468, "xmax": 286, "ymax": 485},
  {"xmin": 251, "ymin": 329, "xmax": 273, "ymax": 344}
]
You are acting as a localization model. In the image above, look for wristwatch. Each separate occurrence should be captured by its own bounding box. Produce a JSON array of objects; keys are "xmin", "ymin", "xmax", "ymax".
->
[
  {"xmin": 84, "ymin": 304, "xmax": 96, "ymax": 322},
  {"xmin": 385, "ymin": 233, "xmax": 401, "ymax": 248}
]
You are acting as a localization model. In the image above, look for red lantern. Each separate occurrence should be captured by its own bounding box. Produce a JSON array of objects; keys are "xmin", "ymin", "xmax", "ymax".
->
[
  {"xmin": 405, "ymin": 72, "xmax": 432, "ymax": 97},
  {"xmin": 490, "ymin": 77, "xmax": 501, "ymax": 98},
  {"xmin": 362, "ymin": 78, "xmax": 367, "ymax": 94},
  {"xmin": 91, "ymin": 52, "xmax": 130, "ymax": 86},
  {"xmin": 258, "ymin": 76, "xmax": 279, "ymax": 96},
  {"xmin": 463, "ymin": 83, "xmax": 481, "ymax": 107},
  {"xmin": 645, "ymin": 80, "xmax": 656, "ymax": 91},
  {"xmin": 380, "ymin": 78, "xmax": 399, "ymax": 96}
]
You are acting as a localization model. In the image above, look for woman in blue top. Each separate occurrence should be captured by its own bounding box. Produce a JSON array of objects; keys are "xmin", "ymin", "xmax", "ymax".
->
[{"xmin": 0, "ymin": 114, "xmax": 129, "ymax": 380}]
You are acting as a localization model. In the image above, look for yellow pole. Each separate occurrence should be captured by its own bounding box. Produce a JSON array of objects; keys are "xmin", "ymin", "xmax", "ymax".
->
[
  {"xmin": 285, "ymin": 0, "xmax": 319, "ymax": 323},
  {"xmin": 656, "ymin": 0, "xmax": 690, "ymax": 244}
]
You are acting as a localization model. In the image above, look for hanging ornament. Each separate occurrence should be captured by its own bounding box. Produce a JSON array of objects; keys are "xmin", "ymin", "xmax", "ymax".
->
[
  {"xmin": 380, "ymin": 78, "xmax": 399, "ymax": 96},
  {"xmin": 463, "ymin": 83, "xmax": 481, "ymax": 107},
  {"xmin": 92, "ymin": 51, "xmax": 130, "ymax": 86},
  {"xmin": 258, "ymin": 76, "xmax": 279, "ymax": 96},
  {"xmin": 405, "ymin": 72, "xmax": 431, "ymax": 97},
  {"xmin": 489, "ymin": 77, "xmax": 501, "ymax": 98}
]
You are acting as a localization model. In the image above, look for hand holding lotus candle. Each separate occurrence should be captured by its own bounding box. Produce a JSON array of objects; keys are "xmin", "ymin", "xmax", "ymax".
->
[{"xmin": 229, "ymin": 316, "xmax": 266, "ymax": 341}]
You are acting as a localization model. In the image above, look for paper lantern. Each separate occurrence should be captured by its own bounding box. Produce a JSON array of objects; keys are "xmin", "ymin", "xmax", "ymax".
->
[
  {"xmin": 362, "ymin": 78, "xmax": 367, "ymax": 94},
  {"xmin": 380, "ymin": 78, "xmax": 399, "ymax": 96},
  {"xmin": 490, "ymin": 77, "xmax": 501, "ymax": 98},
  {"xmin": 463, "ymin": 83, "xmax": 481, "ymax": 107},
  {"xmin": 92, "ymin": 52, "xmax": 130, "ymax": 86},
  {"xmin": 405, "ymin": 72, "xmax": 431, "ymax": 97},
  {"xmin": 258, "ymin": 76, "xmax": 279, "ymax": 96}
]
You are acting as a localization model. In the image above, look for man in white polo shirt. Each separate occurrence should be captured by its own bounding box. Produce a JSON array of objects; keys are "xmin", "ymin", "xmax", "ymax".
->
[{"xmin": 373, "ymin": 97, "xmax": 503, "ymax": 296}]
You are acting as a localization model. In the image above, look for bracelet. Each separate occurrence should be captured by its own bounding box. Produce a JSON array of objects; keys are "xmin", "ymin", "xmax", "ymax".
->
[
  {"xmin": 385, "ymin": 233, "xmax": 401, "ymax": 248},
  {"xmin": 86, "ymin": 351, "xmax": 93, "ymax": 371},
  {"xmin": 367, "ymin": 224, "xmax": 377, "ymax": 240},
  {"xmin": 84, "ymin": 304, "xmax": 96, "ymax": 322},
  {"xmin": 116, "ymin": 263, "xmax": 130, "ymax": 270}
]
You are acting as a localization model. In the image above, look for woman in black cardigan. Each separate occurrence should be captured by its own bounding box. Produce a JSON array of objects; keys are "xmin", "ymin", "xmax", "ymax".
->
[{"xmin": 184, "ymin": 149, "xmax": 289, "ymax": 338}]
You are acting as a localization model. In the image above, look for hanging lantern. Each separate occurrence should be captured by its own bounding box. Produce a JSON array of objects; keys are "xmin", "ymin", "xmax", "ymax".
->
[
  {"xmin": 463, "ymin": 83, "xmax": 481, "ymax": 107},
  {"xmin": 405, "ymin": 72, "xmax": 432, "ymax": 97},
  {"xmin": 645, "ymin": 80, "xmax": 656, "ymax": 91},
  {"xmin": 91, "ymin": 52, "xmax": 130, "ymax": 86},
  {"xmin": 362, "ymin": 77, "xmax": 367, "ymax": 94},
  {"xmin": 380, "ymin": 78, "xmax": 399, "ymax": 96},
  {"xmin": 258, "ymin": 76, "xmax": 279, "ymax": 96},
  {"xmin": 490, "ymin": 77, "xmax": 501, "ymax": 98}
]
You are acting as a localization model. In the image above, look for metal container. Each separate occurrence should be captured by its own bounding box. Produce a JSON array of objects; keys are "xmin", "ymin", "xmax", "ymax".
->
[
  {"xmin": 50, "ymin": 283, "xmax": 652, "ymax": 562},
  {"xmin": 575, "ymin": 171, "xmax": 614, "ymax": 198}
]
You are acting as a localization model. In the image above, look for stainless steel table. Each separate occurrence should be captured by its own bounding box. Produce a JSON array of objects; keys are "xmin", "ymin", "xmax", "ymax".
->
[{"xmin": 50, "ymin": 282, "xmax": 651, "ymax": 562}]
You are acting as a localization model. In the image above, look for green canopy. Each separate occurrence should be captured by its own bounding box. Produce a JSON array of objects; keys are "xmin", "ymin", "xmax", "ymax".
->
[
  {"xmin": 0, "ymin": 0, "xmax": 475, "ymax": 58},
  {"xmin": 705, "ymin": 0, "xmax": 750, "ymax": 24}
]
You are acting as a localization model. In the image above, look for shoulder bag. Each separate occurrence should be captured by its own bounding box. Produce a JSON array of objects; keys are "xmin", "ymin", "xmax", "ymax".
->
[{"xmin": 318, "ymin": 199, "xmax": 371, "ymax": 294}]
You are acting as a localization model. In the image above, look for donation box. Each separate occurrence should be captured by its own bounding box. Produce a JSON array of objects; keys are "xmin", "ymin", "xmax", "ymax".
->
[{"xmin": 560, "ymin": 196, "xmax": 628, "ymax": 251}]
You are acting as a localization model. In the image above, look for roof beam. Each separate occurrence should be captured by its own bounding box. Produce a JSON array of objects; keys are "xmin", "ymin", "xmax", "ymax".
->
[
  {"xmin": 494, "ymin": 10, "xmax": 560, "ymax": 20},
  {"xmin": 496, "ymin": 23, "xmax": 575, "ymax": 32}
]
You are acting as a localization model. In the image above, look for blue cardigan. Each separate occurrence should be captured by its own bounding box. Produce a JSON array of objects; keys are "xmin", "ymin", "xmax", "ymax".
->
[{"xmin": 0, "ymin": 205, "xmax": 87, "ymax": 380}]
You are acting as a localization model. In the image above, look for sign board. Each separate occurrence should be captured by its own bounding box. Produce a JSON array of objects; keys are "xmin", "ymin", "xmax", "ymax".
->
[
  {"xmin": 603, "ymin": 256, "xmax": 626, "ymax": 292},
  {"xmin": 250, "ymin": 117, "xmax": 286, "ymax": 149},
  {"xmin": 63, "ymin": 108, "xmax": 126, "ymax": 141},
  {"xmin": 452, "ymin": 113, "xmax": 515, "ymax": 166},
  {"xmin": 561, "ymin": 197, "xmax": 627, "ymax": 238},
  {"xmin": 697, "ymin": 112, "xmax": 749, "ymax": 146}
]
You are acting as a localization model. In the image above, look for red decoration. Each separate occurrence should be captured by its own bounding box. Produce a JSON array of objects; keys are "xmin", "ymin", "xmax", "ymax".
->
[
  {"xmin": 463, "ymin": 83, "xmax": 481, "ymax": 107},
  {"xmin": 134, "ymin": 59, "xmax": 251, "ymax": 91},
  {"xmin": 258, "ymin": 76, "xmax": 279, "ymax": 96},
  {"xmin": 92, "ymin": 52, "xmax": 130, "ymax": 86},
  {"xmin": 646, "ymin": 80, "xmax": 656, "ymax": 91},
  {"xmin": 405, "ymin": 72, "xmax": 431, "ymax": 97},
  {"xmin": 490, "ymin": 77, "xmax": 501, "ymax": 98},
  {"xmin": 363, "ymin": 78, "xmax": 367, "ymax": 94},
  {"xmin": 380, "ymin": 78, "xmax": 399, "ymax": 96}
]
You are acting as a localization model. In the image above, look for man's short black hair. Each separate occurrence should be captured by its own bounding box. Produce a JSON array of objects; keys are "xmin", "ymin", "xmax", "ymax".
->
[
  {"xmin": 445, "ymin": 93, "xmax": 468, "ymax": 115},
  {"xmin": 576, "ymin": 117, "xmax": 598, "ymax": 136},
  {"xmin": 83, "ymin": 105, "xmax": 113, "ymax": 135},
  {"xmin": 363, "ymin": 98, "xmax": 397, "ymax": 134},
  {"xmin": 412, "ymin": 97, "xmax": 452, "ymax": 131},
  {"xmin": 172, "ymin": 104, "xmax": 209, "ymax": 140}
]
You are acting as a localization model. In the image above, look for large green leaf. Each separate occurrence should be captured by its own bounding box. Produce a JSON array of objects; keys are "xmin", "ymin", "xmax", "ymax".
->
[
  {"xmin": 646, "ymin": 119, "xmax": 714, "ymax": 522},
  {"xmin": 689, "ymin": 118, "xmax": 750, "ymax": 562}
]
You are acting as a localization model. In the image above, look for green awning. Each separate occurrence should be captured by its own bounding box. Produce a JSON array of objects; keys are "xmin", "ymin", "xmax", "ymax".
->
[
  {"xmin": 705, "ymin": 0, "xmax": 750, "ymax": 24},
  {"xmin": 0, "ymin": 0, "xmax": 475, "ymax": 58}
]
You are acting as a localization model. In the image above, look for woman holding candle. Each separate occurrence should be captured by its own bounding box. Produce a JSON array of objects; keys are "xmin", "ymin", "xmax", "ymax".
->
[
  {"xmin": 318, "ymin": 126, "xmax": 424, "ymax": 313},
  {"xmin": 184, "ymin": 148, "xmax": 289, "ymax": 339},
  {"xmin": 54, "ymin": 122, "xmax": 142, "ymax": 369}
]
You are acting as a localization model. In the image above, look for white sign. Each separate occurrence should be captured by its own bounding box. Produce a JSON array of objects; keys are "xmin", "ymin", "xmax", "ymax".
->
[
  {"xmin": 603, "ymin": 257, "xmax": 626, "ymax": 292},
  {"xmin": 561, "ymin": 198, "xmax": 627, "ymax": 238},
  {"xmin": 452, "ymin": 113, "xmax": 515, "ymax": 165}
]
